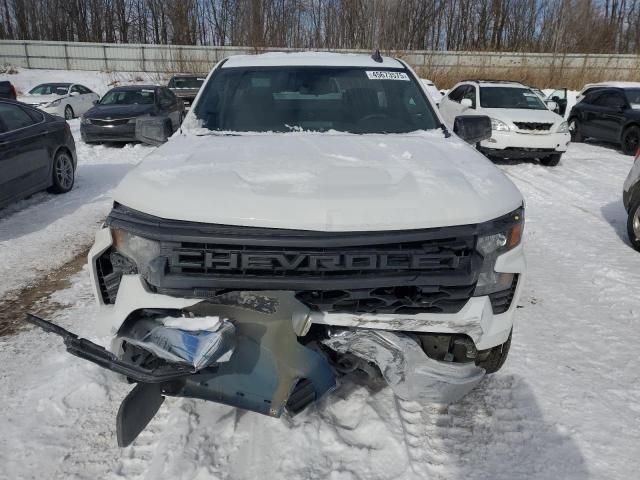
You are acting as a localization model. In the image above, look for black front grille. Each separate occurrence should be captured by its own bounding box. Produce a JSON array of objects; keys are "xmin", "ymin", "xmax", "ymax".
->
[
  {"xmin": 296, "ymin": 285, "xmax": 475, "ymax": 314},
  {"xmin": 514, "ymin": 122, "xmax": 552, "ymax": 131},
  {"xmin": 90, "ymin": 118, "xmax": 131, "ymax": 126},
  {"xmin": 106, "ymin": 204, "xmax": 524, "ymax": 316},
  {"xmin": 158, "ymin": 236, "xmax": 479, "ymax": 314}
]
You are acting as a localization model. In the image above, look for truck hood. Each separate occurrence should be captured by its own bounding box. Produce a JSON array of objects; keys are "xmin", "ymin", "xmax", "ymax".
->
[
  {"xmin": 483, "ymin": 108, "xmax": 563, "ymax": 127},
  {"xmin": 114, "ymin": 132, "xmax": 523, "ymax": 231}
]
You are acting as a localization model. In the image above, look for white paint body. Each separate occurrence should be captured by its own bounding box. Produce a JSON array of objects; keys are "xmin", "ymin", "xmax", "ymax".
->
[{"xmin": 90, "ymin": 52, "xmax": 526, "ymax": 351}]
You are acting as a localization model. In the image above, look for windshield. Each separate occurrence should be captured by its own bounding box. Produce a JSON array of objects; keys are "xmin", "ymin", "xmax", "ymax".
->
[
  {"xmin": 169, "ymin": 76, "xmax": 205, "ymax": 89},
  {"xmin": 625, "ymin": 89, "xmax": 640, "ymax": 108},
  {"xmin": 480, "ymin": 87, "xmax": 547, "ymax": 110},
  {"xmin": 29, "ymin": 83, "xmax": 70, "ymax": 96},
  {"xmin": 192, "ymin": 66, "xmax": 440, "ymax": 133},
  {"xmin": 100, "ymin": 89, "xmax": 155, "ymax": 105}
]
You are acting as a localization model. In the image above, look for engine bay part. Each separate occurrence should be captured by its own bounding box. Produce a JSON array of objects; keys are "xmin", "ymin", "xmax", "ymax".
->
[{"xmin": 322, "ymin": 329, "xmax": 485, "ymax": 404}]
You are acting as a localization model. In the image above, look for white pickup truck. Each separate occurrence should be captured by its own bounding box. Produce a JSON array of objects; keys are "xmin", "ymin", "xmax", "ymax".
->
[{"xmin": 29, "ymin": 52, "xmax": 526, "ymax": 446}]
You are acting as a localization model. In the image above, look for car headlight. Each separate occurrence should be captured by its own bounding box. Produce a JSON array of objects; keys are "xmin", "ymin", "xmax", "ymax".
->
[
  {"xmin": 556, "ymin": 121, "xmax": 569, "ymax": 133},
  {"xmin": 490, "ymin": 118, "xmax": 511, "ymax": 131},
  {"xmin": 81, "ymin": 116, "xmax": 90, "ymax": 125},
  {"xmin": 48, "ymin": 99, "xmax": 61, "ymax": 107},
  {"xmin": 473, "ymin": 208, "xmax": 524, "ymax": 297},
  {"xmin": 111, "ymin": 228, "xmax": 161, "ymax": 271}
]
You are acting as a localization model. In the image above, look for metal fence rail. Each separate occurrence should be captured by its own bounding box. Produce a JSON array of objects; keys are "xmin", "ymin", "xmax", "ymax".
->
[{"xmin": 2, "ymin": 39, "xmax": 640, "ymax": 75}]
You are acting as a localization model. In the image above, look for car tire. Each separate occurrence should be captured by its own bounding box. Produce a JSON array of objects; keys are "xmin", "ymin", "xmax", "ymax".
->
[
  {"xmin": 475, "ymin": 330, "xmax": 512, "ymax": 374},
  {"xmin": 621, "ymin": 125, "xmax": 640, "ymax": 155},
  {"xmin": 569, "ymin": 118, "xmax": 583, "ymax": 142},
  {"xmin": 64, "ymin": 105, "xmax": 74, "ymax": 120},
  {"xmin": 540, "ymin": 153, "xmax": 562, "ymax": 167},
  {"xmin": 626, "ymin": 197, "xmax": 640, "ymax": 251},
  {"xmin": 48, "ymin": 149, "xmax": 75, "ymax": 194}
]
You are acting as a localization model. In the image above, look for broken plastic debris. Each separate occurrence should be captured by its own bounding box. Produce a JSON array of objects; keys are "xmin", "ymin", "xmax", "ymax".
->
[
  {"xmin": 322, "ymin": 329, "xmax": 485, "ymax": 404},
  {"xmin": 120, "ymin": 317, "xmax": 236, "ymax": 370}
]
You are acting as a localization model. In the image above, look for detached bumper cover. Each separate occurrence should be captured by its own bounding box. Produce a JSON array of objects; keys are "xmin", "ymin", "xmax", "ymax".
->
[{"xmin": 323, "ymin": 329, "xmax": 485, "ymax": 404}]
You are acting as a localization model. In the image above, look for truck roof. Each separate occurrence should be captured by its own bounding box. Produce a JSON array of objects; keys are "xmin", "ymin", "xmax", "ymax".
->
[{"xmin": 222, "ymin": 51, "xmax": 405, "ymax": 69}]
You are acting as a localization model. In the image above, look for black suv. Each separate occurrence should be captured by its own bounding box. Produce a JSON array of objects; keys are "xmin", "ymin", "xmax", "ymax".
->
[{"xmin": 568, "ymin": 86, "xmax": 640, "ymax": 154}]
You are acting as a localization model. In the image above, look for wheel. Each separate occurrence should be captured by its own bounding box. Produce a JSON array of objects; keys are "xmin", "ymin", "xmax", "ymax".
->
[
  {"xmin": 64, "ymin": 105, "xmax": 74, "ymax": 120},
  {"xmin": 621, "ymin": 125, "xmax": 640, "ymax": 155},
  {"xmin": 569, "ymin": 117, "xmax": 583, "ymax": 142},
  {"xmin": 626, "ymin": 197, "xmax": 640, "ymax": 251},
  {"xmin": 475, "ymin": 330, "xmax": 511, "ymax": 374},
  {"xmin": 48, "ymin": 149, "xmax": 75, "ymax": 194},
  {"xmin": 540, "ymin": 153, "xmax": 562, "ymax": 167}
]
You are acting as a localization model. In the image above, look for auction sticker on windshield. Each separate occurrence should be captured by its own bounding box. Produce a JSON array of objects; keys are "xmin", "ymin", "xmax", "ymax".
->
[{"xmin": 366, "ymin": 71, "xmax": 410, "ymax": 81}]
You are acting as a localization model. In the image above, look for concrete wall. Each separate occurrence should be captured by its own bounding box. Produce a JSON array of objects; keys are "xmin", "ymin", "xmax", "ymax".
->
[{"xmin": 2, "ymin": 39, "xmax": 640, "ymax": 75}]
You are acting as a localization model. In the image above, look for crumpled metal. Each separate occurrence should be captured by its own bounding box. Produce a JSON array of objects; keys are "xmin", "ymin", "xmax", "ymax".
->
[{"xmin": 322, "ymin": 329, "xmax": 485, "ymax": 404}]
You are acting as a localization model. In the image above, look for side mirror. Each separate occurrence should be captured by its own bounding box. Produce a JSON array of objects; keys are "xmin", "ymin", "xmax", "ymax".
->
[
  {"xmin": 92, "ymin": 99, "xmax": 98, "ymax": 105},
  {"xmin": 135, "ymin": 117, "xmax": 170, "ymax": 146},
  {"xmin": 551, "ymin": 96, "xmax": 561, "ymax": 101},
  {"xmin": 69, "ymin": 91, "xmax": 78, "ymax": 97},
  {"xmin": 460, "ymin": 98, "xmax": 473, "ymax": 109},
  {"xmin": 453, "ymin": 115, "xmax": 492, "ymax": 144}
]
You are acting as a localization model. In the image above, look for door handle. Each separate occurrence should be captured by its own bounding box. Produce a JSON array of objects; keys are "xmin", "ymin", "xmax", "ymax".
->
[{"xmin": 40, "ymin": 130, "xmax": 50, "ymax": 136}]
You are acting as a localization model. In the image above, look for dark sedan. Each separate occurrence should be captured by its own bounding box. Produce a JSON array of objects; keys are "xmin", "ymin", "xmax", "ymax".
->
[
  {"xmin": 80, "ymin": 85, "xmax": 184, "ymax": 144},
  {"xmin": 568, "ymin": 86, "xmax": 640, "ymax": 155},
  {"xmin": 0, "ymin": 99, "xmax": 77, "ymax": 209}
]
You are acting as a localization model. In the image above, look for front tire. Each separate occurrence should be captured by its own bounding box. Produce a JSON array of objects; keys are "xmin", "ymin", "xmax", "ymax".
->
[
  {"xmin": 569, "ymin": 117, "xmax": 583, "ymax": 142},
  {"xmin": 64, "ymin": 105, "xmax": 74, "ymax": 120},
  {"xmin": 48, "ymin": 150, "xmax": 75, "ymax": 194},
  {"xmin": 627, "ymin": 197, "xmax": 640, "ymax": 251},
  {"xmin": 476, "ymin": 330, "xmax": 512, "ymax": 374},
  {"xmin": 621, "ymin": 126, "xmax": 640, "ymax": 155},
  {"xmin": 540, "ymin": 153, "xmax": 562, "ymax": 167}
]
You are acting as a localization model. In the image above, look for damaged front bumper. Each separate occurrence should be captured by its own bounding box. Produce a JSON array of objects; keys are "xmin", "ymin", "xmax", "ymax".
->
[{"xmin": 27, "ymin": 288, "xmax": 488, "ymax": 446}]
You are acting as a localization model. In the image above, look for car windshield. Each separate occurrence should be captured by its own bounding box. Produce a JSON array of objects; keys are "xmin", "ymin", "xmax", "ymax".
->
[
  {"xmin": 100, "ymin": 89, "xmax": 155, "ymax": 105},
  {"xmin": 29, "ymin": 83, "xmax": 70, "ymax": 96},
  {"xmin": 480, "ymin": 87, "xmax": 547, "ymax": 110},
  {"xmin": 625, "ymin": 89, "xmax": 640, "ymax": 108},
  {"xmin": 192, "ymin": 66, "xmax": 440, "ymax": 133},
  {"xmin": 169, "ymin": 76, "xmax": 205, "ymax": 89}
]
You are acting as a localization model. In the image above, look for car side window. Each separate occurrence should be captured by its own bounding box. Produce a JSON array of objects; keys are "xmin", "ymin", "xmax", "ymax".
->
[
  {"xmin": 22, "ymin": 106, "xmax": 44, "ymax": 123},
  {"xmin": 448, "ymin": 85, "xmax": 467, "ymax": 103},
  {"xmin": 76, "ymin": 85, "xmax": 92, "ymax": 94},
  {"xmin": 0, "ymin": 103, "xmax": 37, "ymax": 132},
  {"xmin": 71, "ymin": 85, "xmax": 82, "ymax": 94},
  {"xmin": 461, "ymin": 85, "xmax": 476, "ymax": 108},
  {"xmin": 593, "ymin": 92, "xmax": 626, "ymax": 108}
]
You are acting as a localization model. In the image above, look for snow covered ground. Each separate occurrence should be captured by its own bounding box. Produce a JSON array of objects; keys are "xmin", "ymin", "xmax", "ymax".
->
[{"xmin": 1, "ymin": 69, "xmax": 640, "ymax": 480}]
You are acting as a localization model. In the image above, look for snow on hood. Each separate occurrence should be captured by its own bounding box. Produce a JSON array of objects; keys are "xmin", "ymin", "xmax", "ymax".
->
[
  {"xmin": 114, "ymin": 131, "xmax": 523, "ymax": 231},
  {"xmin": 483, "ymin": 108, "xmax": 564, "ymax": 126}
]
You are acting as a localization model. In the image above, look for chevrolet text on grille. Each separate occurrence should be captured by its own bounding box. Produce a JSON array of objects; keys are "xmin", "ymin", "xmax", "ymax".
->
[{"xmin": 176, "ymin": 251, "xmax": 461, "ymax": 271}]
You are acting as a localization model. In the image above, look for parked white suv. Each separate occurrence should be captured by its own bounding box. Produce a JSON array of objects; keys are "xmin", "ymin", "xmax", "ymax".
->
[
  {"xmin": 29, "ymin": 53, "xmax": 526, "ymax": 446},
  {"xmin": 439, "ymin": 80, "xmax": 570, "ymax": 166}
]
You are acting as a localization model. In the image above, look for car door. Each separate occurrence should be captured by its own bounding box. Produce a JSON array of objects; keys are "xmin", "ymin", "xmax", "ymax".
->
[
  {"xmin": 588, "ymin": 91, "xmax": 628, "ymax": 142},
  {"xmin": 549, "ymin": 89, "xmax": 568, "ymax": 116},
  {"xmin": 439, "ymin": 85, "xmax": 469, "ymax": 127},
  {"xmin": 0, "ymin": 102, "xmax": 51, "ymax": 206}
]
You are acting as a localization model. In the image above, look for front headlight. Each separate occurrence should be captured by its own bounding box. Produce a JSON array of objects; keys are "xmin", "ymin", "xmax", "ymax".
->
[
  {"xmin": 48, "ymin": 99, "xmax": 61, "ymax": 107},
  {"xmin": 473, "ymin": 208, "xmax": 524, "ymax": 297},
  {"xmin": 111, "ymin": 228, "xmax": 161, "ymax": 270},
  {"xmin": 81, "ymin": 116, "xmax": 90, "ymax": 125},
  {"xmin": 557, "ymin": 121, "xmax": 569, "ymax": 133},
  {"xmin": 490, "ymin": 118, "xmax": 511, "ymax": 132}
]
